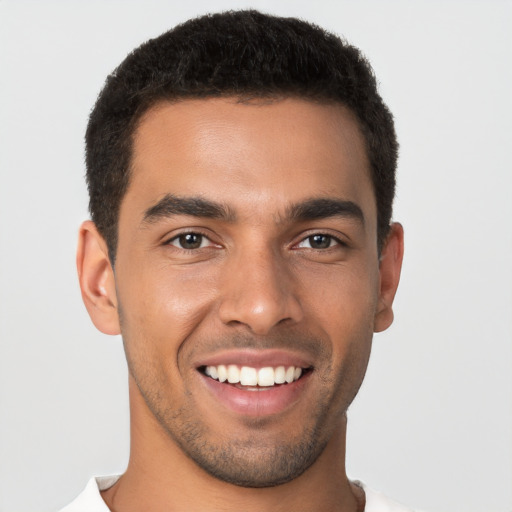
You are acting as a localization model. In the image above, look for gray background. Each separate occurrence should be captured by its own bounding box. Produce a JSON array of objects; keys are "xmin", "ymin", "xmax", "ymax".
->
[{"xmin": 1, "ymin": 1, "xmax": 511, "ymax": 511}]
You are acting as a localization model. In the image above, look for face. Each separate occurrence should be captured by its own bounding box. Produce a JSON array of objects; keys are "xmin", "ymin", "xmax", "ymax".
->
[{"xmin": 82, "ymin": 97, "xmax": 401, "ymax": 487}]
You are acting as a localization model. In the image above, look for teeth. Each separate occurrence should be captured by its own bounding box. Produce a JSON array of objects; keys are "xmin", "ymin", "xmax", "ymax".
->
[
  {"xmin": 227, "ymin": 365, "xmax": 240, "ymax": 383},
  {"xmin": 240, "ymin": 366, "xmax": 258, "ymax": 386},
  {"xmin": 258, "ymin": 367, "xmax": 274, "ymax": 387},
  {"xmin": 274, "ymin": 366, "xmax": 286, "ymax": 384},
  {"xmin": 285, "ymin": 366, "xmax": 295, "ymax": 383},
  {"xmin": 217, "ymin": 365, "xmax": 227, "ymax": 383},
  {"xmin": 204, "ymin": 364, "xmax": 305, "ymax": 387}
]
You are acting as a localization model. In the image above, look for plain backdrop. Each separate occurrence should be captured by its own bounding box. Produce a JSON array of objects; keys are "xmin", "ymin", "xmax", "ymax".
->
[{"xmin": 0, "ymin": 1, "xmax": 511, "ymax": 511}]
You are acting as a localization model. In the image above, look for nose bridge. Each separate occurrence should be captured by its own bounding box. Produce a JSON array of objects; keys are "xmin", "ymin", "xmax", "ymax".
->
[{"xmin": 218, "ymin": 241, "xmax": 302, "ymax": 334}]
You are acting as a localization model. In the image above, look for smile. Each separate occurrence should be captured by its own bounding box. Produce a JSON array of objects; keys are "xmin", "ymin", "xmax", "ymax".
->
[
  {"xmin": 202, "ymin": 364, "xmax": 306, "ymax": 387},
  {"xmin": 195, "ymin": 354, "xmax": 314, "ymax": 417}
]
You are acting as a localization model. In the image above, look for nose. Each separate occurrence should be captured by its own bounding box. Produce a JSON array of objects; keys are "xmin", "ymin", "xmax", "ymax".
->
[{"xmin": 218, "ymin": 247, "xmax": 303, "ymax": 335}]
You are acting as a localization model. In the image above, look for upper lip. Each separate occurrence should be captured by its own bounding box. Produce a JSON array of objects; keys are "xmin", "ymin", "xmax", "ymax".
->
[{"xmin": 194, "ymin": 349, "xmax": 314, "ymax": 370}]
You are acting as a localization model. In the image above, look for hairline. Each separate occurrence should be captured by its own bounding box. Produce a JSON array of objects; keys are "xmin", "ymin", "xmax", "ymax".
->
[{"xmin": 106, "ymin": 92, "xmax": 384, "ymax": 265}]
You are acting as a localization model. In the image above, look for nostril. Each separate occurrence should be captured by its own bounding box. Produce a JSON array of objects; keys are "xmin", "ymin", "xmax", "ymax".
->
[{"xmin": 226, "ymin": 319, "xmax": 244, "ymax": 327}]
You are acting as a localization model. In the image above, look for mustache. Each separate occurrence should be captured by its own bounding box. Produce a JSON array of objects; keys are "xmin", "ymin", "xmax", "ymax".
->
[{"xmin": 186, "ymin": 330, "xmax": 330, "ymax": 361}]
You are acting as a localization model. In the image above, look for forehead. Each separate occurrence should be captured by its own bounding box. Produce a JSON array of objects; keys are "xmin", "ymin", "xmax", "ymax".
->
[{"xmin": 124, "ymin": 97, "xmax": 375, "ymax": 225}]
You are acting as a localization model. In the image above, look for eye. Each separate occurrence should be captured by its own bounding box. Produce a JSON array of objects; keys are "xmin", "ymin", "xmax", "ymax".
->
[
  {"xmin": 167, "ymin": 232, "xmax": 213, "ymax": 250},
  {"xmin": 296, "ymin": 234, "xmax": 341, "ymax": 250}
]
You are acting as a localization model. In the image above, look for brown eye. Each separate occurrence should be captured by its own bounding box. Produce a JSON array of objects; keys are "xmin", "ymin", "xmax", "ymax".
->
[
  {"xmin": 299, "ymin": 233, "xmax": 337, "ymax": 249},
  {"xmin": 307, "ymin": 234, "xmax": 332, "ymax": 249},
  {"xmin": 169, "ymin": 233, "xmax": 206, "ymax": 250}
]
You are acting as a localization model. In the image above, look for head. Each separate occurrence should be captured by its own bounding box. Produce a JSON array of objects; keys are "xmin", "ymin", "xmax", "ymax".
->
[
  {"xmin": 78, "ymin": 10, "xmax": 403, "ymax": 490},
  {"xmin": 85, "ymin": 10, "xmax": 398, "ymax": 264}
]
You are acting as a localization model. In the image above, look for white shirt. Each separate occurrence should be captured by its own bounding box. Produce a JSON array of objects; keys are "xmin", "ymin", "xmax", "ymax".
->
[{"xmin": 59, "ymin": 475, "xmax": 417, "ymax": 511}]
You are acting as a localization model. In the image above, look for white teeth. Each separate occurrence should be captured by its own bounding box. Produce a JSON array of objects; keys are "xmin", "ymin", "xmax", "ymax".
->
[
  {"xmin": 217, "ymin": 365, "xmax": 227, "ymax": 382},
  {"xmin": 274, "ymin": 366, "xmax": 286, "ymax": 384},
  {"xmin": 240, "ymin": 366, "xmax": 258, "ymax": 386},
  {"xmin": 285, "ymin": 366, "xmax": 295, "ymax": 383},
  {"xmin": 204, "ymin": 364, "xmax": 305, "ymax": 387},
  {"xmin": 258, "ymin": 367, "xmax": 275, "ymax": 386},
  {"xmin": 227, "ymin": 364, "xmax": 240, "ymax": 383}
]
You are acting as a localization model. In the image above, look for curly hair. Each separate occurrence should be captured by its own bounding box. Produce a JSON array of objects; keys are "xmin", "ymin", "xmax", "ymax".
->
[{"xmin": 85, "ymin": 10, "xmax": 398, "ymax": 263}]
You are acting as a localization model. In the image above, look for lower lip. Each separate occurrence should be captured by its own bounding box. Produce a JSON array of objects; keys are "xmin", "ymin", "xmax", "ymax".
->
[{"xmin": 199, "ymin": 372, "xmax": 311, "ymax": 417}]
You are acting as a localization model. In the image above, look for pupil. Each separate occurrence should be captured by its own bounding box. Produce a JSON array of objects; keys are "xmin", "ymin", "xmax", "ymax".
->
[
  {"xmin": 180, "ymin": 233, "xmax": 202, "ymax": 249},
  {"xmin": 310, "ymin": 234, "xmax": 330, "ymax": 249}
]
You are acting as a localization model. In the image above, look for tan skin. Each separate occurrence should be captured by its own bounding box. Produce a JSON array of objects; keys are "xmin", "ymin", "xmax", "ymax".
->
[{"xmin": 77, "ymin": 98, "xmax": 404, "ymax": 511}]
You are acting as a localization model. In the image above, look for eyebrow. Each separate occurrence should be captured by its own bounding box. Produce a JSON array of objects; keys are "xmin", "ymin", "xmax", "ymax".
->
[
  {"xmin": 286, "ymin": 198, "xmax": 365, "ymax": 225},
  {"xmin": 141, "ymin": 194, "xmax": 236, "ymax": 224},
  {"xmin": 141, "ymin": 194, "xmax": 364, "ymax": 227}
]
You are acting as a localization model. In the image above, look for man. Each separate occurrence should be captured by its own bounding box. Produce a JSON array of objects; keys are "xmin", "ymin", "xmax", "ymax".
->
[{"xmin": 64, "ymin": 10, "xmax": 409, "ymax": 511}]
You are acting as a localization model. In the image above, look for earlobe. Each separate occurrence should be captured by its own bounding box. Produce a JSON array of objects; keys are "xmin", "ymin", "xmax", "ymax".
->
[
  {"xmin": 374, "ymin": 222, "xmax": 404, "ymax": 333},
  {"xmin": 76, "ymin": 220, "xmax": 121, "ymax": 335}
]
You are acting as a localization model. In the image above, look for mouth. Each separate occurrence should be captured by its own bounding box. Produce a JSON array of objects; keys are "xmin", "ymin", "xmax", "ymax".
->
[
  {"xmin": 199, "ymin": 364, "xmax": 312, "ymax": 389},
  {"xmin": 195, "ymin": 351, "xmax": 314, "ymax": 417}
]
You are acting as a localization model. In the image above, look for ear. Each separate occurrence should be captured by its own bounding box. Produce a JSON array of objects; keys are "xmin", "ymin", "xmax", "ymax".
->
[
  {"xmin": 374, "ymin": 222, "xmax": 404, "ymax": 333},
  {"xmin": 76, "ymin": 220, "xmax": 121, "ymax": 335}
]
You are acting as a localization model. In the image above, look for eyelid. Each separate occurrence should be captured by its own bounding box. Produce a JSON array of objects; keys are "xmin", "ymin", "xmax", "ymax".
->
[
  {"xmin": 292, "ymin": 230, "xmax": 349, "ymax": 249},
  {"xmin": 296, "ymin": 236, "xmax": 337, "ymax": 249},
  {"xmin": 163, "ymin": 229, "xmax": 221, "ymax": 249}
]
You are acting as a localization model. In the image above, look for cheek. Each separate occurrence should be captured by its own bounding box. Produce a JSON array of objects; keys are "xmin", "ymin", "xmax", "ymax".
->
[
  {"xmin": 302, "ymin": 259, "xmax": 380, "ymax": 328},
  {"xmin": 309, "ymin": 273, "xmax": 376, "ymax": 412},
  {"xmin": 116, "ymin": 263, "xmax": 218, "ymax": 361},
  {"xmin": 301, "ymin": 262, "xmax": 377, "ymax": 378}
]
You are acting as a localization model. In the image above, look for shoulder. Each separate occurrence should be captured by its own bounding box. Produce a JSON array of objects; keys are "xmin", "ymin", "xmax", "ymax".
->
[{"xmin": 58, "ymin": 475, "xmax": 120, "ymax": 512}]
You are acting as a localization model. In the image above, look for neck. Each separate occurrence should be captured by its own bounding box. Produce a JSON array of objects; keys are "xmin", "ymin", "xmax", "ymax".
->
[{"xmin": 101, "ymin": 377, "xmax": 363, "ymax": 512}]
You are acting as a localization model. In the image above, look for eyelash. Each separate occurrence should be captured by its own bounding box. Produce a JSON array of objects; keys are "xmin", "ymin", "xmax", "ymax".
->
[
  {"xmin": 164, "ymin": 231, "xmax": 346, "ymax": 251},
  {"xmin": 165, "ymin": 231, "xmax": 217, "ymax": 251},
  {"xmin": 294, "ymin": 233, "xmax": 346, "ymax": 250}
]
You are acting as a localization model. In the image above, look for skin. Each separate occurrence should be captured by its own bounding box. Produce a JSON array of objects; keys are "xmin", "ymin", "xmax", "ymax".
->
[{"xmin": 77, "ymin": 97, "xmax": 404, "ymax": 511}]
